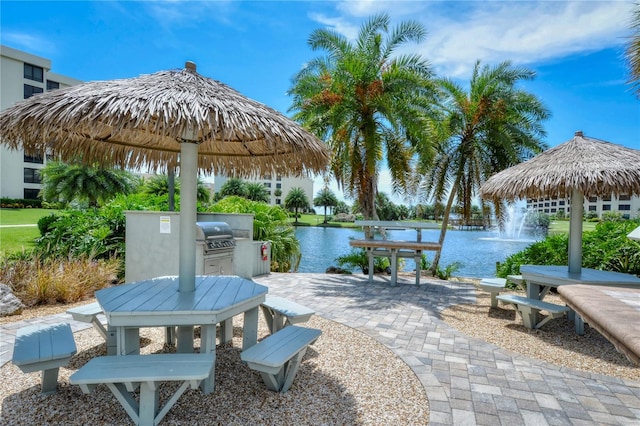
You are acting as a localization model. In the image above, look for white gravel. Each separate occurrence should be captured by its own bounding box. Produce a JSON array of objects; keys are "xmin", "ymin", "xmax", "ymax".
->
[{"xmin": 0, "ymin": 314, "xmax": 429, "ymax": 425}]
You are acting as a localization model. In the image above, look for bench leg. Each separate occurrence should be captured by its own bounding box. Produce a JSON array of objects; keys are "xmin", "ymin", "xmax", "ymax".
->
[
  {"xmin": 280, "ymin": 347, "xmax": 308, "ymax": 393},
  {"xmin": 138, "ymin": 381, "xmax": 159, "ymax": 426},
  {"xmin": 490, "ymin": 293, "xmax": 499, "ymax": 308},
  {"xmin": 107, "ymin": 382, "xmax": 140, "ymax": 425},
  {"xmin": 367, "ymin": 250, "xmax": 374, "ymax": 283},
  {"xmin": 517, "ymin": 305, "xmax": 537, "ymax": 329},
  {"xmin": 414, "ymin": 253, "xmax": 421, "ymax": 285},
  {"xmin": 41, "ymin": 367, "xmax": 60, "ymax": 395},
  {"xmin": 90, "ymin": 317, "xmax": 108, "ymax": 341},
  {"xmin": 390, "ymin": 250, "xmax": 398, "ymax": 286},
  {"xmin": 258, "ymin": 347, "xmax": 309, "ymax": 393}
]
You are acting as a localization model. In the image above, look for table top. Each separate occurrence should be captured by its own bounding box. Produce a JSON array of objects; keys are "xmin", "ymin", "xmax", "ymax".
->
[
  {"xmin": 520, "ymin": 265, "xmax": 640, "ymax": 287},
  {"xmin": 96, "ymin": 275, "xmax": 268, "ymax": 327},
  {"xmin": 355, "ymin": 220, "xmax": 441, "ymax": 230}
]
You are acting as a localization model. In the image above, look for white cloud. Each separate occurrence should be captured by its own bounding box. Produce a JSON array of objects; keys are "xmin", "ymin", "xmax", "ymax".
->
[
  {"xmin": 1, "ymin": 32, "xmax": 56, "ymax": 56},
  {"xmin": 320, "ymin": 1, "xmax": 634, "ymax": 78}
]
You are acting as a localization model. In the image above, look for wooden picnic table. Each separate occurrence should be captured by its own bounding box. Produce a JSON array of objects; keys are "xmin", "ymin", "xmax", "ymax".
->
[
  {"xmin": 95, "ymin": 275, "xmax": 268, "ymax": 394},
  {"xmin": 350, "ymin": 221, "xmax": 442, "ymax": 286}
]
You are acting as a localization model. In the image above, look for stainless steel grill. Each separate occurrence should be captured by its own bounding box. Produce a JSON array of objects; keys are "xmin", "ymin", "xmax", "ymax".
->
[{"xmin": 195, "ymin": 222, "xmax": 235, "ymax": 274}]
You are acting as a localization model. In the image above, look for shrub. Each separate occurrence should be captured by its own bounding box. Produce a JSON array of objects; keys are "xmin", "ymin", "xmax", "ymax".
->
[
  {"xmin": 0, "ymin": 254, "xmax": 118, "ymax": 306},
  {"xmin": 0, "ymin": 198, "xmax": 42, "ymax": 208}
]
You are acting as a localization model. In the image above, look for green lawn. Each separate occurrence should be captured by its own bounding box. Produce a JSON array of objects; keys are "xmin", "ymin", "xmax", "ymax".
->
[
  {"xmin": 548, "ymin": 219, "xmax": 597, "ymax": 234},
  {"xmin": 0, "ymin": 208, "xmax": 58, "ymax": 256}
]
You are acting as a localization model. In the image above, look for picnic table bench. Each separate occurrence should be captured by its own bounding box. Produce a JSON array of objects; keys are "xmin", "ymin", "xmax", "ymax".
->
[
  {"xmin": 496, "ymin": 294, "xmax": 569, "ymax": 329},
  {"xmin": 260, "ymin": 295, "xmax": 315, "ymax": 334},
  {"xmin": 69, "ymin": 353, "xmax": 214, "ymax": 426},
  {"xmin": 12, "ymin": 322, "xmax": 77, "ymax": 394},
  {"xmin": 350, "ymin": 221, "xmax": 442, "ymax": 286},
  {"xmin": 241, "ymin": 325, "xmax": 321, "ymax": 393}
]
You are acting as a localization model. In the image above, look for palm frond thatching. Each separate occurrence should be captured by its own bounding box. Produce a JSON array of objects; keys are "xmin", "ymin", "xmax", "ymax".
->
[
  {"xmin": 0, "ymin": 62, "xmax": 329, "ymax": 176},
  {"xmin": 480, "ymin": 131, "xmax": 640, "ymax": 200}
]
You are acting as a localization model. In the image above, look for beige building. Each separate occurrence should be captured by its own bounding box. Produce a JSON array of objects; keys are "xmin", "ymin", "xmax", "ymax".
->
[
  {"xmin": 213, "ymin": 174, "xmax": 314, "ymax": 209},
  {"xmin": 526, "ymin": 194, "xmax": 640, "ymax": 219},
  {"xmin": 0, "ymin": 45, "xmax": 82, "ymax": 200}
]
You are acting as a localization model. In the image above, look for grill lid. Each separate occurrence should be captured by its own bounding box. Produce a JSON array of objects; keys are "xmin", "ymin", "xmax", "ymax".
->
[{"xmin": 195, "ymin": 222, "xmax": 233, "ymax": 241}]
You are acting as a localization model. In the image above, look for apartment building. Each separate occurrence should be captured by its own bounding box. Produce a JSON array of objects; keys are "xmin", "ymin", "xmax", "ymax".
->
[
  {"xmin": 213, "ymin": 174, "xmax": 314, "ymax": 208},
  {"xmin": 526, "ymin": 194, "xmax": 640, "ymax": 219},
  {"xmin": 0, "ymin": 45, "xmax": 82, "ymax": 200}
]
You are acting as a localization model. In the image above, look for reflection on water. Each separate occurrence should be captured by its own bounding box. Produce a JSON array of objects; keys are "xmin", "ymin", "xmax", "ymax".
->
[{"xmin": 294, "ymin": 226, "xmax": 539, "ymax": 279}]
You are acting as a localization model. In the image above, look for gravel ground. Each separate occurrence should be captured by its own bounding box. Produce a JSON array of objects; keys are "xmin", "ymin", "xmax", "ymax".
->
[
  {"xmin": 0, "ymin": 310, "xmax": 429, "ymax": 425},
  {"xmin": 441, "ymin": 286, "xmax": 640, "ymax": 382}
]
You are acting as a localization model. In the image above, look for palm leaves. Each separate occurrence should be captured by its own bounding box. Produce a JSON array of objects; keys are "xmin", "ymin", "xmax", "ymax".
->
[{"xmin": 289, "ymin": 13, "xmax": 435, "ymax": 223}]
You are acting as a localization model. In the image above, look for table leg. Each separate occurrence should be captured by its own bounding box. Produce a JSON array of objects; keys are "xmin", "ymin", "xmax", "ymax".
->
[
  {"xmin": 243, "ymin": 307, "xmax": 259, "ymax": 350},
  {"xmin": 415, "ymin": 252, "xmax": 421, "ymax": 285},
  {"xmin": 525, "ymin": 282, "xmax": 542, "ymax": 327},
  {"xmin": 367, "ymin": 249, "xmax": 374, "ymax": 283},
  {"xmin": 116, "ymin": 327, "xmax": 140, "ymax": 356},
  {"xmin": 199, "ymin": 324, "xmax": 217, "ymax": 394},
  {"xmin": 176, "ymin": 326, "xmax": 194, "ymax": 353},
  {"xmin": 391, "ymin": 249, "xmax": 398, "ymax": 286}
]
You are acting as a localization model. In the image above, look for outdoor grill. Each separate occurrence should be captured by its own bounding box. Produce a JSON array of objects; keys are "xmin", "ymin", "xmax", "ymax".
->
[{"xmin": 195, "ymin": 221, "xmax": 235, "ymax": 275}]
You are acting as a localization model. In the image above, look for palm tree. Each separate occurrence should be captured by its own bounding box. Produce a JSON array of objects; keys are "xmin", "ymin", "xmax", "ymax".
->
[
  {"xmin": 626, "ymin": 3, "xmax": 640, "ymax": 97},
  {"xmin": 284, "ymin": 187, "xmax": 310, "ymax": 223},
  {"xmin": 217, "ymin": 177, "xmax": 248, "ymax": 199},
  {"xmin": 289, "ymin": 13, "xmax": 436, "ymax": 232},
  {"xmin": 313, "ymin": 187, "xmax": 339, "ymax": 223},
  {"xmin": 245, "ymin": 182, "xmax": 270, "ymax": 203},
  {"xmin": 40, "ymin": 161, "xmax": 134, "ymax": 208},
  {"xmin": 418, "ymin": 60, "xmax": 550, "ymax": 274},
  {"xmin": 142, "ymin": 174, "xmax": 210, "ymax": 203}
]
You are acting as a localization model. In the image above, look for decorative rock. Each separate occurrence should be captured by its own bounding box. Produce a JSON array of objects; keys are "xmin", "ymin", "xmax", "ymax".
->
[
  {"xmin": 0, "ymin": 283, "xmax": 24, "ymax": 316},
  {"xmin": 325, "ymin": 266, "xmax": 351, "ymax": 274}
]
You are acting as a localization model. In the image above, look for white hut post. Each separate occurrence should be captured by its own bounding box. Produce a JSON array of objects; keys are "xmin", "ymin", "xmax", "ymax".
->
[{"xmin": 568, "ymin": 188, "xmax": 583, "ymax": 274}]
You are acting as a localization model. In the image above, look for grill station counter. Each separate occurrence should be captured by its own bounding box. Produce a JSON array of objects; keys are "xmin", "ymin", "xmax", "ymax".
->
[{"xmin": 195, "ymin": 222, "xmax": 235, "ymax": 275}]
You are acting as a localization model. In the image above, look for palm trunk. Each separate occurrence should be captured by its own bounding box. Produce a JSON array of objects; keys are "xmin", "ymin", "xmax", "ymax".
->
[{"xmin": 429, "ymin": 186, "xmax": 458, "ymax": 276}]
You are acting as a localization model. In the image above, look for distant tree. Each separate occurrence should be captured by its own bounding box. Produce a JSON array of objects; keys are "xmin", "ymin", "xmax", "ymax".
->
[
  {"xmin": 313, "ymin": 187, "xmax": 339, "ymax": 223},
  {"xmin": 218, "ymin": 178, "xmax": 248, "ymax": 199},
  {"xmin": 397, "ymin": 205, "xmax": 410, "ymax": 220},
  {"xmin": 40, "ymin": 161, "xmax": 134, "ymax": 208},
  {"xmin": 285, "ymin": 187, "xmax": 310, "ymax": 223},
  {"xmin": 334, "ymin": 200, "xmax": 350, "ymax": 215},
  {"xmin": 142, "ymin": 175, "xmax": 210, "ymax": 203},
  {"xmin": 245, "ymin": 182, "xmax": 270, "ymax": 203}
]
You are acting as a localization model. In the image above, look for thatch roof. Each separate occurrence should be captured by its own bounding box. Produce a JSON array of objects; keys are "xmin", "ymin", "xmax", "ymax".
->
[
  {"xmin": 480, "ymin": 131, "xmax": 640, "ymax": 201},
  {"xmin": 0, "ymin": 62, "xmax": 329, "ymax": 176}
]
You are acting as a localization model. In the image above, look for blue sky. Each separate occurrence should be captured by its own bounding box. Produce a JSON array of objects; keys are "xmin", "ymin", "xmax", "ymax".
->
[{"xmin": 1, "ymin": 1, "xmax": 638, "ymax": 204}]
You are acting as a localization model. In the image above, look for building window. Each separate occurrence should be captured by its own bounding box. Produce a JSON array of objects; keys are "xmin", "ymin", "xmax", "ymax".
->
[
  {"xmin": 263, "ymin": 182, "xmax": 271, "ymax": 188},
  {"xmin": 603, "ymin": 196, "xmax": 611, "ymax": 201},
  {"xmin": 24, "ymin": 153, "xmax": 44, "ymax": 164},
  {"xmin": 24, "ymin": 188, "xmax": 40, "ymax": 200},
  {"xmin": 24, "ymin": 63, "xmax": 44, "ymax": 82},
  {"xmin": 551, "ymin": 202, "xmax": 556, "ymax": 206},
  {"xmin": 550, "ymin": 208, "xmax": 556, "ymax": 213},
  {"xmin": 46, "ymin": 80, "xmax": 60, "ymax": 90},
  {"xmin": 275, "ymin": 199, "xmax": 281, "ymax": 205},
  {"xmin": 623, "ymin": 214, "xmax": 630, "ymax": 219},
  {"xmin": 544, "ymin": 202, "xmax": 549, "ymax": 207},
  {"xmin": 559, "ymin": 200, "xmax": 565, "ymax": 206},
  {"xmin": 619, "ymin": 204, "xmax": 631, "ymax": 211},
  {"xmin": 588, "ymin": 205, "xmax": 597, "ymax": 211},
  {"xmin": 602, "ymin": 204, "xmax": 611, "ymax": 211},
  {"xmin": 24, "ymin": 84, "xmax": 44, "ymax": 99},
  {"xmin": 276, "ymin": 183, "xmax": 282, "ymax": 189},
  {"xmin": 588, "ymin": 196, "xmax": 597, "ymax": 202},
  {"xmin": 619, "ymin": 194, "xmax": 631, "ymax": 201},
  {"xmin": 276, "ymin": 175, "xmax": 282, "ymax": 181},
  {"xmin": 24, "ymin": 168, "xmax": 41, "ymax": 184}
]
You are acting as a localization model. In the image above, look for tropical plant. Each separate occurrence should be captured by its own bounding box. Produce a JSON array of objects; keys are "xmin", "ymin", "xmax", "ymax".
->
[
  {"xmin": 313, "ymin": 187, "xmax": 339, "ymax": 223},
  {"xmin": 217, "ymin": 177, "xmax": 248, "ymax": 199},
  {"xmin": 334, "ymin": 200, "xmax": 350, "ymax": 215},
  {"xmin": 289, "ymin": 13, "xmax": 436, "ymax": 232},
  {"xmin": 626, "ymin": 3, "xmax": 640, "ymax": 97},
  {"xmin": 245, "ymin": 182, "xmax": 270, "ymax": 203},
  {"xmin": 284, "ymin": 187, "xmax": 310, "ymax": 223},
  {"xmin": 335, "ymin": 248, "xmax": 390, "ymax": 274},
  {"xmin": 40, "ymin": 161, "xmax": 135, "ymax": 208},
  {"xmin": 417, "ymin": 60, "xmax": 550, "ymax": 274},
  {"xmin": 209, "ymin": 196, "xmax": 301, "ymax": 272}
]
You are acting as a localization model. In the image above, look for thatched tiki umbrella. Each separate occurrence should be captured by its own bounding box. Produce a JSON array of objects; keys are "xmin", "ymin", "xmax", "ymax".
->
[
  {"xmin": 480, "ymin": 131, "xmax": 640, "ymax": 273},
  {"xmin": 0, "ymin": 61, "xmax": 329, "ymax": 351}
]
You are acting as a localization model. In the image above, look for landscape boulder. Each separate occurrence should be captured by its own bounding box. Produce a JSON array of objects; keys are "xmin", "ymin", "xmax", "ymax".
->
[{"xmin": 0, "ymin": 283, "xmax": 24, "ymax": 316}]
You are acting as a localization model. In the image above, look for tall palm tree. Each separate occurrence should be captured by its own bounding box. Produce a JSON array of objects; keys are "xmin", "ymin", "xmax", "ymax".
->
[
  {"xmin": 284, "ymin": 187, "xmax": 310, "ymax": 224},
  {"xmin": 626, "ymin": 3, "xmax": 640, "ymax": 97},
  {"xmin": 418, "ymin": 60, "xmax": 550, "ymax": 273},
  {"xmin": 40, "ymin": 161, "xmax": 134, "ymax": 208},
  {"xmin": 142, "ymin": 174, "xmax": 210, "ymax": 203},
  {"xmin": 313, "ymin": 186, "xmax": 339, "ymax": 223},
  {"xmin": 289, "ymin": 13, "xmax": 436, "ymax": 231}
]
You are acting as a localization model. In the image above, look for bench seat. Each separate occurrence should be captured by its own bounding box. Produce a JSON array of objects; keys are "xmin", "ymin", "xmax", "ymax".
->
[
  {"xmin": 479, "ymin": 278, "xmax": 507, "ymax": 308},
  {"xmin": 261, "ymin": 295, "xmax": 315, "ymax": 334},
  {"xmin": 558, "ymin": 285, "xmax": 640, "ymax": 365},
  {"xmin": 241, "ymin": 325, "xmax": 321, "ymax": 393},
  {"xmin": 12, "ymin": 322, "xmax": 77, "ymax": 394},
  {"xmin": 497, "ymin": 294, "xmax": 569, "ymax": 329},
  {"xmin": 70, "ymin": 353, "xmax": 214, "ymax": 425}
]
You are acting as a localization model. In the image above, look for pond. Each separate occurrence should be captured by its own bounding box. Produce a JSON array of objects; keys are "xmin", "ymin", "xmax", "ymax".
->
[{"xmin": 294, "ymin": 226, "xmax": 539, "ymax": 279}]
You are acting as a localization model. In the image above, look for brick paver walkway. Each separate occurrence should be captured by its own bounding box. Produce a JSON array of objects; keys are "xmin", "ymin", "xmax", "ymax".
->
[{"xmin": 1, "ymin": 272, "xmax": 639, "ymax": 425}]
